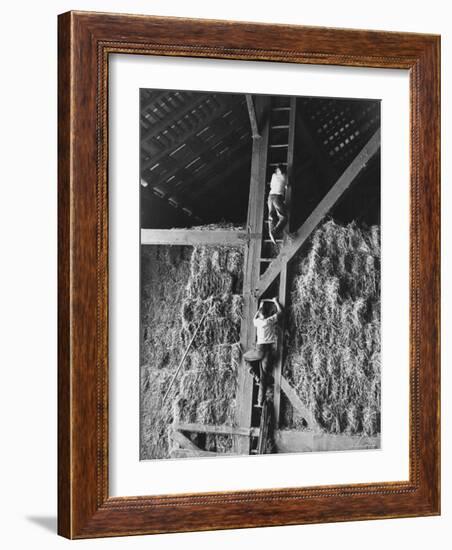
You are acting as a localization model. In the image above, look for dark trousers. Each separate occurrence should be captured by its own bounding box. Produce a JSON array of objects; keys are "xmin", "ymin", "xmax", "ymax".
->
[
  {"xmin": 268, "ymin": 193, "xmax": 288, "ymax": 236},
  {"xmin": 256, "ymin": 343, "xmax": 276, "ymax": 405}
]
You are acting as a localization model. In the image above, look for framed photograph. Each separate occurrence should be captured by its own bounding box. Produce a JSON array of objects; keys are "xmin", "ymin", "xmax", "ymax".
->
[{"xmin": 58, "ymin": 11, "xmax": 440, "ymax": 538}]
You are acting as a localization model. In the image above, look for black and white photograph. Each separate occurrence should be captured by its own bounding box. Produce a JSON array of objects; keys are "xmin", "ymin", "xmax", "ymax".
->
[{"xmin": 139, "ymin": 89, "xmax": 381, "ymax": 460}]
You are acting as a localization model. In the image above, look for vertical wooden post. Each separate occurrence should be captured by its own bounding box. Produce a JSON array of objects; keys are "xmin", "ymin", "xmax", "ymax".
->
[
  {"xmin": 235, "ymin": 97, "xmax": 270, "ymax": 454},
  {"xmin": 273, "ymin": 97, "xmax": 297, "ymax": 427}
]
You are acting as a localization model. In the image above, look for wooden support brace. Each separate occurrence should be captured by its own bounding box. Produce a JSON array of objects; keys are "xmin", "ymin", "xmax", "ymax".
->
[
  {"xmin": 280, "ymin": 375, "xmax": 317, "ymax": 428},
  {"xmin": 173, "ymin": 422, "xmax": 259, "ymax": 437},
  {"xmin": 274, "ymin": 430, "xmax": 380, "ymax": 453},
  {"xmin": 141, "ymin": 228, "xmax": 248, "ymax": 246},
  {"xmin": 246, "ymin": 95, "xmax": 260, "ymax": 139}
]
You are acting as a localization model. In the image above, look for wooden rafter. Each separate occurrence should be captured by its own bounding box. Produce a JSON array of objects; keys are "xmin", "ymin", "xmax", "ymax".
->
[
  {"xmin": 246, "ymin": 95, "xmax": 260, "ymax": 139},
  {"xmin": 141, "ymin": 228, "xmax": 247, "ymax": 246},
  {"xmin": 256, "ymin": 129, "xmax": 381, "ymax": 297},
  {"xmin": 144, "ymin": 120, "xmax": 249, "ymax": 191},
  {"xmin": 140, "ymin": 89, "xmax": 178, "ymax": 118},
  {"xmin": 280, "ymin": 376, "xmax": 317, "ymax": 428},
  {"xmin": 141, "ymin": 93, "xmax": 210, "ymax": 144},
  {"xmin": 142, "ymin": 96, "xmax": 245, "ymax": 171},
  {"xmin": 143, "ymin": 185, "xmax": 204, "ymax": 223},
  {"xmin": 190, "ymin": 150, "xmax": 250, "ymax": 201}
]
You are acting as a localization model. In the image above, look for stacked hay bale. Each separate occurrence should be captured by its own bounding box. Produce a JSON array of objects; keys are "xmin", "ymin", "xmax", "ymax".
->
[
  {"xmin": 173, "ymin": 245, "xmax": 243, "ymax": 454},
  {"xmin": 284, "ymin": 220, "xmax": 381, "ymax": 436},
  {"xmin": 140, "ymin": 243, "xmax": 243, "ymax": 459},
  {"xmin": 140, "ymin": 246, "xmax": 193, "ymax": 459}
]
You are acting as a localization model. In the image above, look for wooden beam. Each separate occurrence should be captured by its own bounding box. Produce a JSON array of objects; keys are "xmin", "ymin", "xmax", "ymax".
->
[
  {"xmin": 141, "ymin": 93, "xmax": 210, "ymax": 145},
  {"xmin": 274, "ymin": 430, "xmax": 380, "ymax": 453},
  {"xmin": 246, "ymin": 95, "xmax": 260, "ymax": 139},
  {"xmin": 280, "ymin": 375, "xmax": 317, "ymax": 428},
  {"xmin": 256, "ymin": 129, "xmax": 381, "ymax": 296},
  {"xmin": 171, "ymin": 429, "xmax": 203, "ymax": 451},
  {"xmin": 142, "ymin": 96, "xmax": 245, "ymax": 171},
  {"xmin": 141, "ymin": 228, "xmax": 248, "ymax": 246},
  {"xmin": 235, "ymin": 96, "xmax": 271, "ymax": 454},
  {"xmin": 173, "ymin": 422, "xmax": 259, "ymax": 437},
  {"xmin": 144, "ymin": 121, "xmax": 249, "ymax": 192},
  {"xmin": 170, "ymin": 449, "xmax": 235, "ymax": 458}
]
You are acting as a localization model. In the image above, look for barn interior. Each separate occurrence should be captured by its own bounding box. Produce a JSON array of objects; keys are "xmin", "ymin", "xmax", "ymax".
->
[
  {"xmin": 140, "ymin": 88, "xmax": 381, "ymax": 460},
  {"xmin": 140, "ymin": 89, "xmax": 380, "ymax": 230}
]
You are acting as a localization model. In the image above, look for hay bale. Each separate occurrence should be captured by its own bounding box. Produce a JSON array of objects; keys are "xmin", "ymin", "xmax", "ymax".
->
[
  {"xmin": 173, "ymin": 244, "xmax": 243, "ymax": 453},
  {"xmin": 284, "ymin": 220, "xmax": 381, "ymax": 436},
  {"xmin": 140, "ymin": 245, "xmax": 193, "ymax": 459},
  {"xmin": 140, "ymin": 241, "xmax": 244, "ymax": 459}
]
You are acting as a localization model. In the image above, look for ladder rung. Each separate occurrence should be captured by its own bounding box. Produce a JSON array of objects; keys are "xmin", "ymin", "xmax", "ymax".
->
[
  {"xmin": 263, "ymin": 239, "xmax": 283, "ymax": 243},
  {"xmin": 271, "ymin": 125, "xmax": 289, "ymax": 129},
  {"xmin": 272, "ymin": 107, "xmax": 291, "ymax": 111},
  {"xmin": 260, "ymin": 258, "xmax": 273, "ymax": 262},
  {"xmin": 269, "ymin": 144, "xmax": 289, "ymax": 148},
  {"xmin": 269, "ymin": 162, "xmax": 288, "ymax": 166}
]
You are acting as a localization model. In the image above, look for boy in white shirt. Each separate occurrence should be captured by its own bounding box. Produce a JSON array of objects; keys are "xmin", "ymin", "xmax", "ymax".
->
[
  {"xmin": 252, "ymin": 297, "xmax": 283, "ymax": 406},
  {"xmin": 268, "ymin": 164, "xmax": 288, "ymax": 242}
]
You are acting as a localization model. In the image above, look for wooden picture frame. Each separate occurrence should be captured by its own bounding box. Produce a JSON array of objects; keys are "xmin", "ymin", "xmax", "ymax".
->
[{"xmin": 58, "ymin": 11, "xmax": 440, "ymax": 539}]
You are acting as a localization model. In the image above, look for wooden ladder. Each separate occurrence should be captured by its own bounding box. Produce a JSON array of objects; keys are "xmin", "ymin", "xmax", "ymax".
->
[{"xmin": 250, "ymin": 96, "xmax": 297, "ymax": 454}]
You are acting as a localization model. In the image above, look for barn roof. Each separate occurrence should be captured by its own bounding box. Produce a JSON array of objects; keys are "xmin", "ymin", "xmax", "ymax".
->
[{"xmin": 140, "ymin": 89, "xmax": 380, "ymax": 229}]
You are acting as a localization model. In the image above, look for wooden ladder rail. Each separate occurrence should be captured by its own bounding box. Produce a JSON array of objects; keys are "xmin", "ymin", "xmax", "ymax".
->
[{"xmin": 273, "ymin": 96, "xmax": 297, "ymax": 428}]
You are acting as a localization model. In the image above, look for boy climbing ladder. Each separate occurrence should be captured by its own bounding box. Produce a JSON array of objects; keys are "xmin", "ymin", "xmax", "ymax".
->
[
  {"xmin": 250, "ymin": 297, "xmax": 284, "ymax": 406},
  {"xmin": 267, "ymin": 164, "xmax": 288, "ymax": 244}
]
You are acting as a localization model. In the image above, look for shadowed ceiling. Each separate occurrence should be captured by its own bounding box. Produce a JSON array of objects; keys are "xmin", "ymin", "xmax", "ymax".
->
[{"xmin": 140, "ymin": 89, "xmax": 381, "ymax": 230}]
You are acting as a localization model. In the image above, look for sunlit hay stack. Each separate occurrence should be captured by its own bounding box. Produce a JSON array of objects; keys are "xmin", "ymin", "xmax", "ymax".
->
[
  {"xmin": 284, "ymin": 220, "xmax": 381, "ymax": 436},
  {"xmin": 171, "ymin": 245, "xmax": 244, "ymax": 455}
]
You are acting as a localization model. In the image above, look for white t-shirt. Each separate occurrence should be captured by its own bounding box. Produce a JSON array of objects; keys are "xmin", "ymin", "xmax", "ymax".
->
[
  {"xmin": 270, "ymin": 172, "xmax": 286, "ymax": 195},
  {"xmin": 253, "ymin": 314, "xmax": 278, "ymax": 344}
]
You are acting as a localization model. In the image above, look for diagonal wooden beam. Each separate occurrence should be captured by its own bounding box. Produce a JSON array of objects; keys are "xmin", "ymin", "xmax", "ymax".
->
[
  {"xmin": 141, "ymin": 228, "xmax": 248, "ymax": 246},
  {"xmin": 256, "ymin": 129, "xmax": 381, "ymax": 297},
  {"xmin": 170, "ymin": 431, "xmax": 238, "ymax": 457},
  {"xmin": 280, "ymin": 376, "xmax": 317, "ymax": 428},
  {"xmin": 171, "ymin": 429, "xmax": 203, "ymax": 451},
  {"xmin": 246, "ymin": 95, "xmax": 260, "ymax": 139}
]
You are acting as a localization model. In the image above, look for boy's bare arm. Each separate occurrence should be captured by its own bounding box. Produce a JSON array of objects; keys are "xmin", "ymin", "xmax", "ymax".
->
[{"xmin": 272, "ymin": 297, "xmax": 283, "ymax": 315}]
